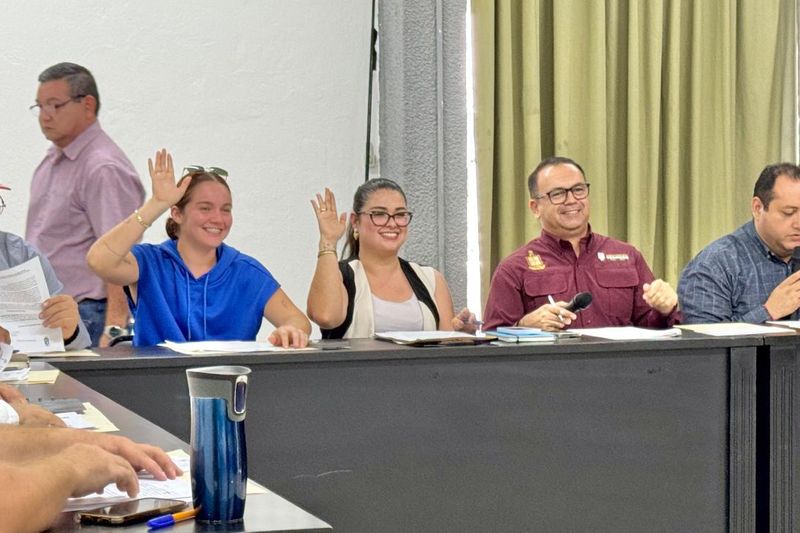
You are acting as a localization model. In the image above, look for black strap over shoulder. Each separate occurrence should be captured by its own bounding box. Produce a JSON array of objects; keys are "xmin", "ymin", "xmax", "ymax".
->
[
  {"xmin": 399, "ymin": 258, "xmax": 440, "ymax": 326},
  {"xmin": 320, "ymin": 258, "xmax": 439, "ymax": 339},
  {"xmin": 321, "ymin": 261, "xmax": 356, "ymax": 339}
]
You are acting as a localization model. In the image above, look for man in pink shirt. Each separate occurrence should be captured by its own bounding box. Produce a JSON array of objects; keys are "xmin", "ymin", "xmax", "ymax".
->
[
  {"xmin": 26, "ymin": 63, "xmax": 144, "ymax": 346},
  {"xmin": 483, "ymin": 156, "xmax": 681, "ymax": 331}
]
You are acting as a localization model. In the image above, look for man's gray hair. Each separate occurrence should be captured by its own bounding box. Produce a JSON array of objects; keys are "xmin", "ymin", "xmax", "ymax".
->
[{"xmin": 38, "ymin": 62, "xmax": 100, "ymax": 115}]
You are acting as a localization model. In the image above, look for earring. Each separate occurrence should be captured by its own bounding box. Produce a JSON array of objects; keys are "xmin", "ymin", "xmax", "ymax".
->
[{"xmin": 353, "ymin": 228, "xmax": 359, "ymax": 240}]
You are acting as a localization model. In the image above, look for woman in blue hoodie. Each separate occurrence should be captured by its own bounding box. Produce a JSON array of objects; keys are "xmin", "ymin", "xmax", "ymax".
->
[{"xmin": 87, "ymin": 149, "xmax": 311, "ymax": 347}]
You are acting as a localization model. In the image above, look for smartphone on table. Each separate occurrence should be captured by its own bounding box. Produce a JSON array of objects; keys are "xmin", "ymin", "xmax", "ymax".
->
[{"xmin": 78, "ymin": 498, "xmax": 187, "ymax": 526}]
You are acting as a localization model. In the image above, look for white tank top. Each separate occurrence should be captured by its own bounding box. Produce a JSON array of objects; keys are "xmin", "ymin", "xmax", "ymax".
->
[{"xmin": 372, "ymin": 293, "xmax": 425, "ymax": 332}]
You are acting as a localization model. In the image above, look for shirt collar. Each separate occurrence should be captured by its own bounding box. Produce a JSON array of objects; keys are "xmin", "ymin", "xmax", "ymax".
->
[
  {"xmin": 539, "ymin": 225, "xmax": 594, "ymax": 253},
  {"xmin": 743, "ymin": 219, "xmax": 786, "ymax": 263},
  {"xmin": 52, "ymin": 121, "xmax": 101, "ymax": 162}
]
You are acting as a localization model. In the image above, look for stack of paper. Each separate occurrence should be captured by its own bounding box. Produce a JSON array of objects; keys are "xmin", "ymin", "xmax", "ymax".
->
[
  {"xmin": 568, "ymin": 326, "xmax": 682, "ymax": 340},
  {"xmin": 678, "ymin": 323, "xmax": 791, "ymax": 336},
  {"xmin": 160, "ymin": 340, "xmax": 313, "ymax": 354}
]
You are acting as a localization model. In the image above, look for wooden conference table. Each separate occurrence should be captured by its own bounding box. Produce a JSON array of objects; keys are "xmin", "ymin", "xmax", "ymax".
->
[
  {"xmin": 47, "ymin": 333, "xmax": 778, "ymax": 533},
  {"xmin": 17, "ymin": 368, "xmax": 330, "ymax": 532}
]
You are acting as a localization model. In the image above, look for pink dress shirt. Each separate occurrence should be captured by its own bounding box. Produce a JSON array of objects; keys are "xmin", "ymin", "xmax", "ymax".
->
[{"xmin": 26, "ymin": 121, "xmax": 144, "ymax": 301}]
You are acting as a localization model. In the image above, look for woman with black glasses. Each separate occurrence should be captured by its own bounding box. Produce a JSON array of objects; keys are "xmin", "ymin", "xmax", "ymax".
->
[
  {"xmin": 87, "ymin": 149, "xmax": 310, "ymax": 347},
  {"xmin": 308, "ymin": 178, "xmax": 476, "ymax": 339}
]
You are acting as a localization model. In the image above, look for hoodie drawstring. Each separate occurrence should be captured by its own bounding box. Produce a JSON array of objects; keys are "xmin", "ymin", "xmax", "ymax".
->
[
  {"xmin": 203, "ymin": 276, "xmax": 209, "ymax": 339},
  {"xmin": 185, "ymin": 271, "xmax": 192, "ymax": 341}
]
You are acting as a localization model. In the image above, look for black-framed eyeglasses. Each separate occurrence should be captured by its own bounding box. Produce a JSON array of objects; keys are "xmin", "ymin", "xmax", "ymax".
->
[
  {"xmin": 182, "ymin": 165, "xmax": 229, "ymax": 179},
  {"xmin": 534, "ymin": 182, "xmax": 590, "ymax": 205},
  {"xmin": 29, "ymin": 95, "xmax": 86, "ymax": 117},
  {"xmin": 359, "ymin": 211, "xmax": 413, "ymax": 227},
  {"xmin": 0, "ymin": 195, "xmax": 6, "ymax": 216}
]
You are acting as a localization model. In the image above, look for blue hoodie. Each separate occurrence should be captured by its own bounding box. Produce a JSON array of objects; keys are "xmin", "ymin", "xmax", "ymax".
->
[{"xmin": 127, "ymin": 240, "xmax": 279, "ymax": 346}]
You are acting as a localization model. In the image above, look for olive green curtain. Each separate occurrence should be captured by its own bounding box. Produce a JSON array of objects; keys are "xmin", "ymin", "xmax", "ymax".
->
[{"xmin": 471, "ymin": 0, "xmax": 797, "ymax": 303}]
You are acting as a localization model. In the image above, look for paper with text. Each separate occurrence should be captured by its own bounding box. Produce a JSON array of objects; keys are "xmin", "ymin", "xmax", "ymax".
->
[{"xmin": 0, "ymin": 257, "xmax": 64, "ymax": 352}]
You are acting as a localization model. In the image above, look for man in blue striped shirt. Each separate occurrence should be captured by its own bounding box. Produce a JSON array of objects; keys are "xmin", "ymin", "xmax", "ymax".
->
[{"xmin": 678, "ymin": 163, "xmax": 800, "ymax": 323}]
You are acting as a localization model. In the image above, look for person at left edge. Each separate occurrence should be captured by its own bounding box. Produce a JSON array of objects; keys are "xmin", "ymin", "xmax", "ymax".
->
[
  {"xmin": 87, "ymin": 149, "xmax": 311, "ymax": 347},
  {"xmin": 0, "ymin": 184, "xmax": 90, "ymax": 350},
  {"xmin": 0, "ymin": 422, "xmax": 182, "ymax": 533},
  {"xmin": 26, "ymin": 62, "xmax": 144, "ymax": 347}
]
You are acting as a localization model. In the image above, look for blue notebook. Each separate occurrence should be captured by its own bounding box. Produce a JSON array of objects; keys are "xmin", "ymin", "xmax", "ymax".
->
[{"xmin": 489, "ymin": 327, "xmax": 557, "ymax": 343}]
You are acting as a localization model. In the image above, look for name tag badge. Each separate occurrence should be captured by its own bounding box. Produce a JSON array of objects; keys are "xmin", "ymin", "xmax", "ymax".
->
[
  {"xmin": 526, "ymin": 251, "xmax": 546, "ymax": 270},
  {"xmin": 597, "ymin": 252, "xmax": 629, "ymax": 262}
]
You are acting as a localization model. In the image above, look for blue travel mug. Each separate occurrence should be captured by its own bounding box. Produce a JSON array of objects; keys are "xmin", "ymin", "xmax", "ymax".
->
[{"xmin": 186, "ymin": 365, "xmax": 250, "ymax": 523}]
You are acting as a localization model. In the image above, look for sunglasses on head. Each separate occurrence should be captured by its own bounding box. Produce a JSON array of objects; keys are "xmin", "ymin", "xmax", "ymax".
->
[{"xmin": 182, "ymin": 165, "xmax": 229, "ymax": 179}]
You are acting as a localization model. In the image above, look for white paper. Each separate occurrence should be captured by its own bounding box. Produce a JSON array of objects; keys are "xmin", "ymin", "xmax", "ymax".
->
[
  {"xmin": 27, "ymin": 349, "xmax": 99, "ymax": 358},
  {"xmin": 677, "ymin": 323, "xmax": 791, "ymax": 336},
  {"xmin": 0, "ymin": 257, "xmax": 64, "ymax": 352},
  {"xmin": 0, "ymin": 342, "xmax": 11, "ymax": 372},
  {"xmin": 0, "ymin": 362, "xmax": 30, "ymax": 382},
  {"xmin": 161, "ymin": 340, "xmax": 314, "ymax": 355},
  {"xmin": 766, "ymin": 320, "xmax": 800, "ymax": 329},
  {"xmin": 57, "ymin": 411, "xmax": 96, "ymax": 430},
  {"xmin": 568, "ymin": 326, "xmax": 682, "ymax": 340}
]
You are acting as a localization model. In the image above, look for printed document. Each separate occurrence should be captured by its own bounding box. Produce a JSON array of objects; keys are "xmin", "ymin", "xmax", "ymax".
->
[{"xmin": 0, "ymin": 257, "xmax": 63, "ymax": 352}]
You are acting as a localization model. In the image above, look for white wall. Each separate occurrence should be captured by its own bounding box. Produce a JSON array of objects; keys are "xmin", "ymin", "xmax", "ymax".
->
[{"xmin": 0, "ymin": 1, "xmax": 371, "ymax": 338}]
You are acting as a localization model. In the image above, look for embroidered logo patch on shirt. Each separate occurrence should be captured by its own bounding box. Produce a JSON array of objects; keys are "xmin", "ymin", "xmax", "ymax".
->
[
  {"xmin": 597, "ymin": 252, "xmax": 629, "ymax": 262},
  {"xmin": 526, "ymin": 251, "xmax": 546, "ymax": 270}
]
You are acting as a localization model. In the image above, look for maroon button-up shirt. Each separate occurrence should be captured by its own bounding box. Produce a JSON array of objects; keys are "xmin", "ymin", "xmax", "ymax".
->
[{"xmin": 483, "ymin": 229, "xmax": 681, "ymax": 331}]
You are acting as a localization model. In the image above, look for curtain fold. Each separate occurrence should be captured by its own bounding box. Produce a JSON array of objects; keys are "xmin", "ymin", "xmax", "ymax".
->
[{"xmin": 472, "ymin": 0, "xmax": 797, "ymax": 304}]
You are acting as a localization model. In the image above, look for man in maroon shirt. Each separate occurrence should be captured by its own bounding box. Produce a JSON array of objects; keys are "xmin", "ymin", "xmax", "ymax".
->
[{"xmin": 483, "ymin": 157, "xmax": 680, "ymax": 331}]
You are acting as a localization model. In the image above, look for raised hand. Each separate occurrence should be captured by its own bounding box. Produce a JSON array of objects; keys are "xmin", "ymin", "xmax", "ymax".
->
[
  {"xmin": 311, "ymin": 188, "xmax": 347, "ymax": 247},
  {"xmin": 148, "ymin": 148, "xmax": 192, "ymax": 208}
]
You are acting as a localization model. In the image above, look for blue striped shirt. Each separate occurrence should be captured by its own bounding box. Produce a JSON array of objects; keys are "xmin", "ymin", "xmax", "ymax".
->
[{"xmin": 678, "ymin": 220, "xmax": 794, "ymax": 323}]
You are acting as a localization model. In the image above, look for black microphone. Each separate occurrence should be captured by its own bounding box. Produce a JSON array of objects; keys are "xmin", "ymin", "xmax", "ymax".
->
[
  {"xmin": 792, "ymin": 247, "xmax": 800, "ymax": 274},
  {"xmin": 564, "ymin": 292, "xmax": 593, "ymax": 313}
]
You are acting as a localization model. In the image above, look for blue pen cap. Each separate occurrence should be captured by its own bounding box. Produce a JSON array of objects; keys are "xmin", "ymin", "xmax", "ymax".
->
[{"xmin": 146, "ymin": 515, "xmax": 175, "ymax": 529}]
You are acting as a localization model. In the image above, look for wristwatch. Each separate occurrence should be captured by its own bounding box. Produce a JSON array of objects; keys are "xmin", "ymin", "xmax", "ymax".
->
[{"xmin": 103, "ymin": 325, "xmax": 126, "ymax": 339}]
